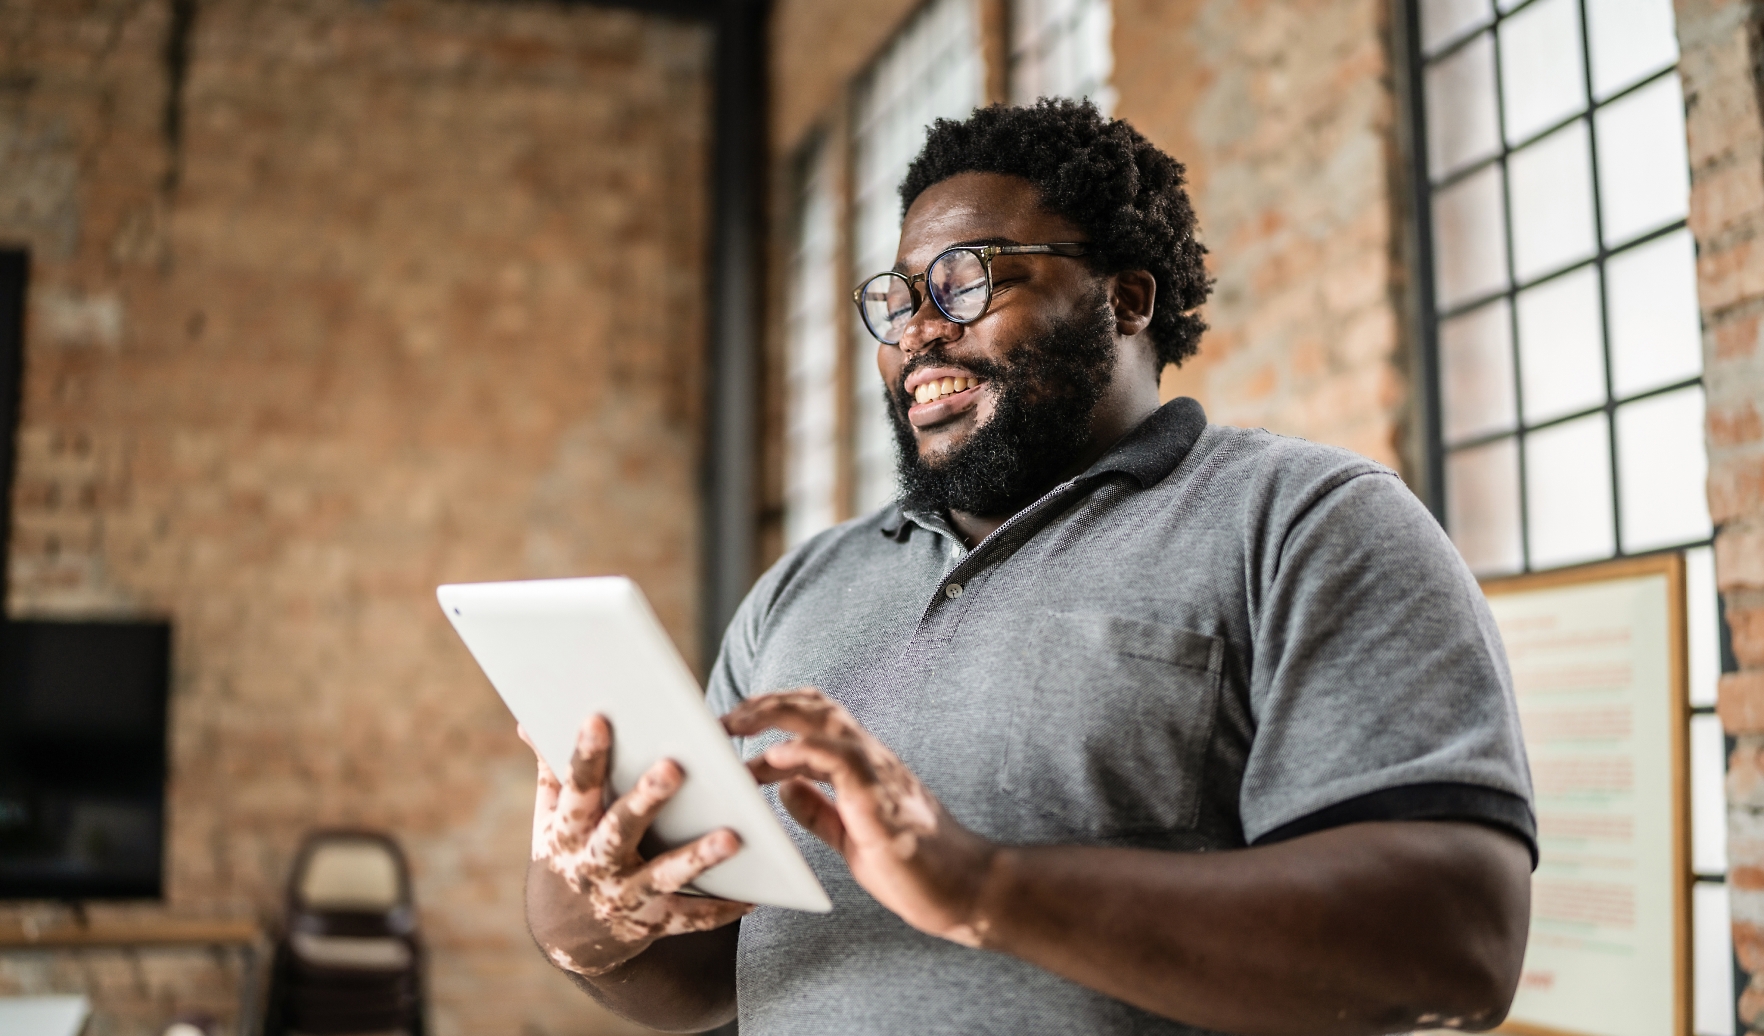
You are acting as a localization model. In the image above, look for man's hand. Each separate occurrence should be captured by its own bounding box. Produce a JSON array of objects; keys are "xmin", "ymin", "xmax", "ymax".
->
[
  {"xmin": 523, "ymin": 715, "xmax": 753, "ymax": 978},
  {"xmin": 724, "ymin": 690, "xmax": 1529, "ymax": 1034},
  {"xmin": 722, "ymin": 688, "xmax": 998, "ymax": 946}
]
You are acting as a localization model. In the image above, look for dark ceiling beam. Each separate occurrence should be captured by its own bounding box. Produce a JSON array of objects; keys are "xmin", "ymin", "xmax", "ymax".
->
[
  {"xmin": 574, "ymin": 0, "xmax": 721, "ymax": 19},
  {"xmin": 567, "ymin": 0, "xmax": 769, "ymax": 669},
  {"xmin": 701, "ymin": 0, "xmax": 769, "ymax": 671}
]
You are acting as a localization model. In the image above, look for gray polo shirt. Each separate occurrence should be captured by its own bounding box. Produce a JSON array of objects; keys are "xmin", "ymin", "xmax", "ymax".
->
[{"xmin": 706, "ymin": 397, "xmax": 1534, "ymax": 1036}]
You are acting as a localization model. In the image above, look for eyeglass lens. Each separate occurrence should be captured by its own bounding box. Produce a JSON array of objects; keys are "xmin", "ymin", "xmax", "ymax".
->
[{"xmin": 858, "ymin": 249, "xmax": 992, "ymax": 345}]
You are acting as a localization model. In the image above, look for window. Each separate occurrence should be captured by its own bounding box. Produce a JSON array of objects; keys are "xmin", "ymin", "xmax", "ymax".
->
[
  {"xmin": 782, "ymin": 137, "xmax": 840, "ymax": 549},
  {"xmin": 849, "ymin": 0, "xmax": 986, "ymax": 514},
  {"xmin": 1009, "ymin": 0, "xmax": 1116, "ymax": 114},
  {"xmin": 1408, "ymin": 0, "xmax": 1732, "ymax": 1031}
]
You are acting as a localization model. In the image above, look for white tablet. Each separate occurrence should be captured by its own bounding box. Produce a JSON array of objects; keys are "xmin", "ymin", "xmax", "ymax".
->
[{"xmin": 437, "ymin": 576, "xmax": 831, "ymax": 913}]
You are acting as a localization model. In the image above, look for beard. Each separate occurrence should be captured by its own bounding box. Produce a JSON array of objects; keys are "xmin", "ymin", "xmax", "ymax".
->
[{"xmin": 888, "ymin": 288, "xmax": 1118, "ymax": 517}]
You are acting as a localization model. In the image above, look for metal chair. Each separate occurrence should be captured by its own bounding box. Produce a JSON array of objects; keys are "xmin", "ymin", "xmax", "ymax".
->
[{"xmin": 263, "ymin": 831, "xmax": 426, "ymax": 1036}]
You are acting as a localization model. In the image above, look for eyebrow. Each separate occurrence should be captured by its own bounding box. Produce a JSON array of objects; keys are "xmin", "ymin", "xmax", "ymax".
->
[{"xmin": 889, "ymin": 237, "xmax": 1024, "ymax": 273}]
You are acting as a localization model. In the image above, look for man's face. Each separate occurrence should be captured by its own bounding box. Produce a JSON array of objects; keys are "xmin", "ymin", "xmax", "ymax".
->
[{"xmin": 880, "ymin": 172, "xmax": 1122, "ymax": 516}]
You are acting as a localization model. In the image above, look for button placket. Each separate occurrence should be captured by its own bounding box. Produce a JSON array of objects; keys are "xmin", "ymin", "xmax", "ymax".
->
[{"xmin": 910, "ymin": 475, "xmax": 1098, "ymax": 631}]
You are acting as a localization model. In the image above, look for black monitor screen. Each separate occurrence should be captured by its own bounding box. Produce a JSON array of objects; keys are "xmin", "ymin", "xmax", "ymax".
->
[{"xmin": 0, "ymin": 620, "xmax": 171, "ymax": 899}]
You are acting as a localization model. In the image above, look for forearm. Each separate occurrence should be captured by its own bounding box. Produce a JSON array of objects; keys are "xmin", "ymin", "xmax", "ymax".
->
[
  {"xmin": 562, "ymin": 925, "xmax": 739, "ymax": 1033},
  {"xmin": 970, "ymin": 821, "xmax": 1531, "ymax": 1036},
  {"xmin": 526, "ymin": 861, "xmax": 738, "ymax": 1032}
]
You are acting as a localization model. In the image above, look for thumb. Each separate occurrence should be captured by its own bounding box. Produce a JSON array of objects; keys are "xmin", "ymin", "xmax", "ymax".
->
[{"xmin": 780, "ymin": 778, "xmax": 847, "ymax": 854}]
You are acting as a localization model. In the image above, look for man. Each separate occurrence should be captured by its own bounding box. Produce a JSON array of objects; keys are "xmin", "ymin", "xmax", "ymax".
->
[{"xmin": 523, "ymin": 100, "xmax": 1534, "ymax": 1035}]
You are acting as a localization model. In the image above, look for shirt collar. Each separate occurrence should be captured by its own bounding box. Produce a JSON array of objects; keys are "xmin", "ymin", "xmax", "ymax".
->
[{"xmin": 877, "ymin": 396, "xmax": 1209, "ymax": 540}]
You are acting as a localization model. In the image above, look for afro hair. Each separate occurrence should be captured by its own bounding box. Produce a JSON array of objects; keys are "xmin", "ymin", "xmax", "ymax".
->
[{"xmin": 899, "ymin": 98, "xmax": 1211, "ymax": 369}]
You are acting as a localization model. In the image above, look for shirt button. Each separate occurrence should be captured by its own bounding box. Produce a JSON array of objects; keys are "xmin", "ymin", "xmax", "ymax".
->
[{"xmin": 945, "ymin": 582, "xmax": 964, "ymax": 599}]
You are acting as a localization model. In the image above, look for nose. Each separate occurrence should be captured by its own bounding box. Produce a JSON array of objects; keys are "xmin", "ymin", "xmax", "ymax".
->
[{"xmin": 896, "ymin": 294, "xmax": 962, "ymax": 357}]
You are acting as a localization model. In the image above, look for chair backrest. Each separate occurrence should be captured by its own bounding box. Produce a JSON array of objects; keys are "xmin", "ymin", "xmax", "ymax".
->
[{"xmin": 290, "ymin": 833, "xmax": 409, "ymax": 912}]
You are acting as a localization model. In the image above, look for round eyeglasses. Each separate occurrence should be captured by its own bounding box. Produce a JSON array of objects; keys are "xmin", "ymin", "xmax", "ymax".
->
[{"xmin": 851, "ymin": 242, "xmax": 1089, "ymax": 346}]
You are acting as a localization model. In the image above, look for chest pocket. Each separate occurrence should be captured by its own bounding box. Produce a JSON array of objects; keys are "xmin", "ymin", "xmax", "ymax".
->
[{"xmin": 1001, "ymin": 612, "xmax": 1223, "ymax": 837}]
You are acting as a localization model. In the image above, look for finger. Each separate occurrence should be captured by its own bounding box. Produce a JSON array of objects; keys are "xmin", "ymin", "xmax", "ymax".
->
[
  {"xmin": 517, "ymin": 724, "xmax": 563, "ymax": 796},
  {"xmin": 641, "ymin": 829, "xmax": 742, "ymax": 895},
  {"xmin": 520, "ymin": 725, "xmax": 564, "ymax": 856},
  {"xmin": 532, "ymin": 759, "xmax": 562, "ymax": 858},
  {"xmin": 587, "ymin": 758, "xmax": 684, "ymax": 865},
  {"xmin": 721, "ymin": 688, "xmax": 844, "ymax": 737},
  {"xmin": 554, "ymin": 715, "xmax": 612, "ymax": 837},
  {"xmin": 658, "ymin": 894, "xmax": 756, "ymax": 937},
  {"xmin": 528, "ymin": 741, "xmax": 562, "ymax": 806},
  {"xmin": 779, "ymin": 778, "xmax": 847, "ymax": 852},
  {"xmin": 745, "ymin": 753, "xmax": 831, "ymax": 786},
  {"xmin": 763, "ymin": 735, "xmax": 878, "ymax": 791}
]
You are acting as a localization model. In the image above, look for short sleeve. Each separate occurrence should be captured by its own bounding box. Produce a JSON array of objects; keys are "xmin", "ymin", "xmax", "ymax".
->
[
  {"xmin": 1239, "ymin": 470, "xmax": 1536, "ymax": 861},
  {"xmin": 704, "ymin": 575, "xmax": 771, "ymax": 722}
]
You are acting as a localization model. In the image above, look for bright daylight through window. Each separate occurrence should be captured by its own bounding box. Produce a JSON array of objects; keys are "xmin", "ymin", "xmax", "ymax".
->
[
  {"xmin": 783, "ymin": 138, "xmax": 839, "ymax": 550},
  {"xmin": 1009, "ymin": 0, "xmax": 1116, "ymax": 114},
  {"xmin": 783, "ymin": 0, "xmax": 1120, "ymax": 541},
  {"xmin": 1411, "ymin": 0, "xmax": 1730, "ymax": 1031},
  {"xmin": 848, "ymin": 0, "xmax": 987, "ymax": 515}
]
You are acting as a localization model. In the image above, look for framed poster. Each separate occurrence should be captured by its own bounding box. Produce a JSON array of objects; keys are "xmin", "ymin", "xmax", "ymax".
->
[{"xmin": 1484, "ymin": 554, "xmax": 1690, "ymax": 1036}]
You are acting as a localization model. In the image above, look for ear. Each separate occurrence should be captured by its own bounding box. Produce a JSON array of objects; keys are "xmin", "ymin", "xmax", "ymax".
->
[{"xmin": 1110, "ymin": 270, "xmax": 1156, "ymax": 337}]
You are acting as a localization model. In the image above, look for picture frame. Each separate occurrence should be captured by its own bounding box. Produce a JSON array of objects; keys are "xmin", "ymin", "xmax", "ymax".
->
[{"xmin": 1484, "ymin": 553, "xmax": 1690, "ymax": 1036}]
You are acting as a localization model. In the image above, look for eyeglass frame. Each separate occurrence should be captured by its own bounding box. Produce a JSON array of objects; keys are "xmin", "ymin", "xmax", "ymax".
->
[{"xmin": 850, "ymin": 241, "xmax": 1090, "ymax": 345}]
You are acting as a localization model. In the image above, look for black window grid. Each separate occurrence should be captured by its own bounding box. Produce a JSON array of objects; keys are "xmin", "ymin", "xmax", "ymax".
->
[
  {"xmin": 1400, "ymin": 6, "xmax": 1733, "ymax": 1029},
  {"xmin": 1405, "ymin": 0, "xmax": 1711, "ymax": 577}
]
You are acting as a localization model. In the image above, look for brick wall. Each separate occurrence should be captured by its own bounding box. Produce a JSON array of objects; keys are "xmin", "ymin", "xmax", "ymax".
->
[
  {"xmin": 767, "ymin": 0, "xmax": 1412, "ymax": 499},
  {"xmin": 1115, "ymin": 0, "xmax": 1412, "ymax": 475},
  {"xmin": 0, "ymin": 2, "xmax": 710, "ymax": 1034},
  {"xmin": 1683, "ymin": 0, "xmax": 1764, "ymax": 1029}
]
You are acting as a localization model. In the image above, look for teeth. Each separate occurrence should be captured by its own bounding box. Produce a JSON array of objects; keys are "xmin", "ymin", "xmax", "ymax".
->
[{"xmin": 913, "ymin": 377, "xmax": 977, "ymax": 405}]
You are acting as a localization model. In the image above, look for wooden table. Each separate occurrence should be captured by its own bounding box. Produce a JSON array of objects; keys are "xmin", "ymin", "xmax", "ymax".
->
[{"xmin": 0, "ymin": 916, "xmax": 265, "ymax": 1035}]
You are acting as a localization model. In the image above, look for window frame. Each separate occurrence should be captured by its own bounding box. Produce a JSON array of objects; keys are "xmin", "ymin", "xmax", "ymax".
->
[
  {"xmin": 1398, "ymin": 2, "xmax": 1736, "ymax": 1032},
  {"xmin": 1403, "ymin": 0, "xmax": 1708, "ymax": 576}
]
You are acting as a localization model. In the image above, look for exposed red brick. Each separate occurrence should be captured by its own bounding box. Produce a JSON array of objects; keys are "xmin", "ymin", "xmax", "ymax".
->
[
  {"xmin": 1700, "ymin": 235, "xmax": 1764, "ymax": 312},
  {"xmin": 1714, "ymin": 309, "xmax": 1764, "ymax": 362},
  {"xmin": 1720, "ymin": 525, "xmax": 1764, "ymax": 592},
  {"xmin": 0, "ymin": 1, "xmax": 709, "ymax": 1033},
  {"xmin": 1737, "ymin": 921, "xmax": 1764, "ymax": 971},
  {"xmin": 1690, "ymin": 156, "xmax": 1764, "ymax": 243},
  {"xmin": 1734, "ymin": 604, "xmax": 1764, "ymax": 669},
  {"xmin": 1714, "ymin": 400, "xmax": 1764, "ymax": 448},
  {"xmin": 1712, "ymin": 454, "xmax": 1764, "ymax": 525},
  {"xmin": 1744, "ymin": 977, "xmax": 1764, "ymax": 1031},
  {"xmin": 1723, "ymin": 672, "xmax": 1764, "ymax": 735}
]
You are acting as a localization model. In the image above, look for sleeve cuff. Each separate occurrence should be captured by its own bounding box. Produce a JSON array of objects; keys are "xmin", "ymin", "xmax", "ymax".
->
[{"xmin": 1250, "ymin": 782, "xmax": 1538, "ymax": 869}]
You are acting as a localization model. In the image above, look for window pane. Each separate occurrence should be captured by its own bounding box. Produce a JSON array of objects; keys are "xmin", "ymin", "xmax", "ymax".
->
[
  {"xmin": 1517, "ymin": 267, "xmax": 1607, "ymax": 425},
  {"xmin": 1499, "ymin": 0, "xmax": 1588, "ymax": 145},
  {"xmin": 1426, "ymin": 33, "xmax": 1501, "ymax": 179},
  {"xmin": 1421, "ymin": 0, "xmax": 1492, "ymax": 54},
  {"xmin": 1689, "ymin": 545, "xmax": 1719, "ymax": 708},
  {"xmin": 1433, "ymin": 164, "xmax": 1509, "ymax": 309},
  {"xmin": 1509, "ymin": 119, "xmax": 1597, "ymax": 281},
  {"xmin": 1586, "ymin": 0, "xmax": 1680, "ymax": 100},
  {"xmin": 851, "ymin": 0, "xmax": 984, "ymax": 513},
  {"xmin": 1525, "ymin": 413, "xmax": 1615, "ymax": 568},
  {"xmin": 1694, "ymin": 882, "xmax": 1737, "ymax": 1036},
  {"xmin": 784, "ymin": 140, "xmax": 840, "ymax": 548},
  {"xmin": 1608, "ymin": 229, "xmax": 1703, "ymax": 397},
  {"xmin": 1010, "ymin": 0, "xmax": 1116, "ymax": 113},
  {"xmin": 1692, "ymin": 713, "xmax": 1728, "ymax": 876},
  {"xmin": 1440, "ymin": 298, "xmax": 1516, "ymax": 443},
  {"xmin": 1596, "ymin": 73, "xmax": 1691, "ymax": 246},
  {"xmin": 1446, "ymin": 437, "xmax": 1524, "ymax": 575},
  {"xmin": 1615, "ymin": 385, "xmax": 1712, "ymax": 552}
]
